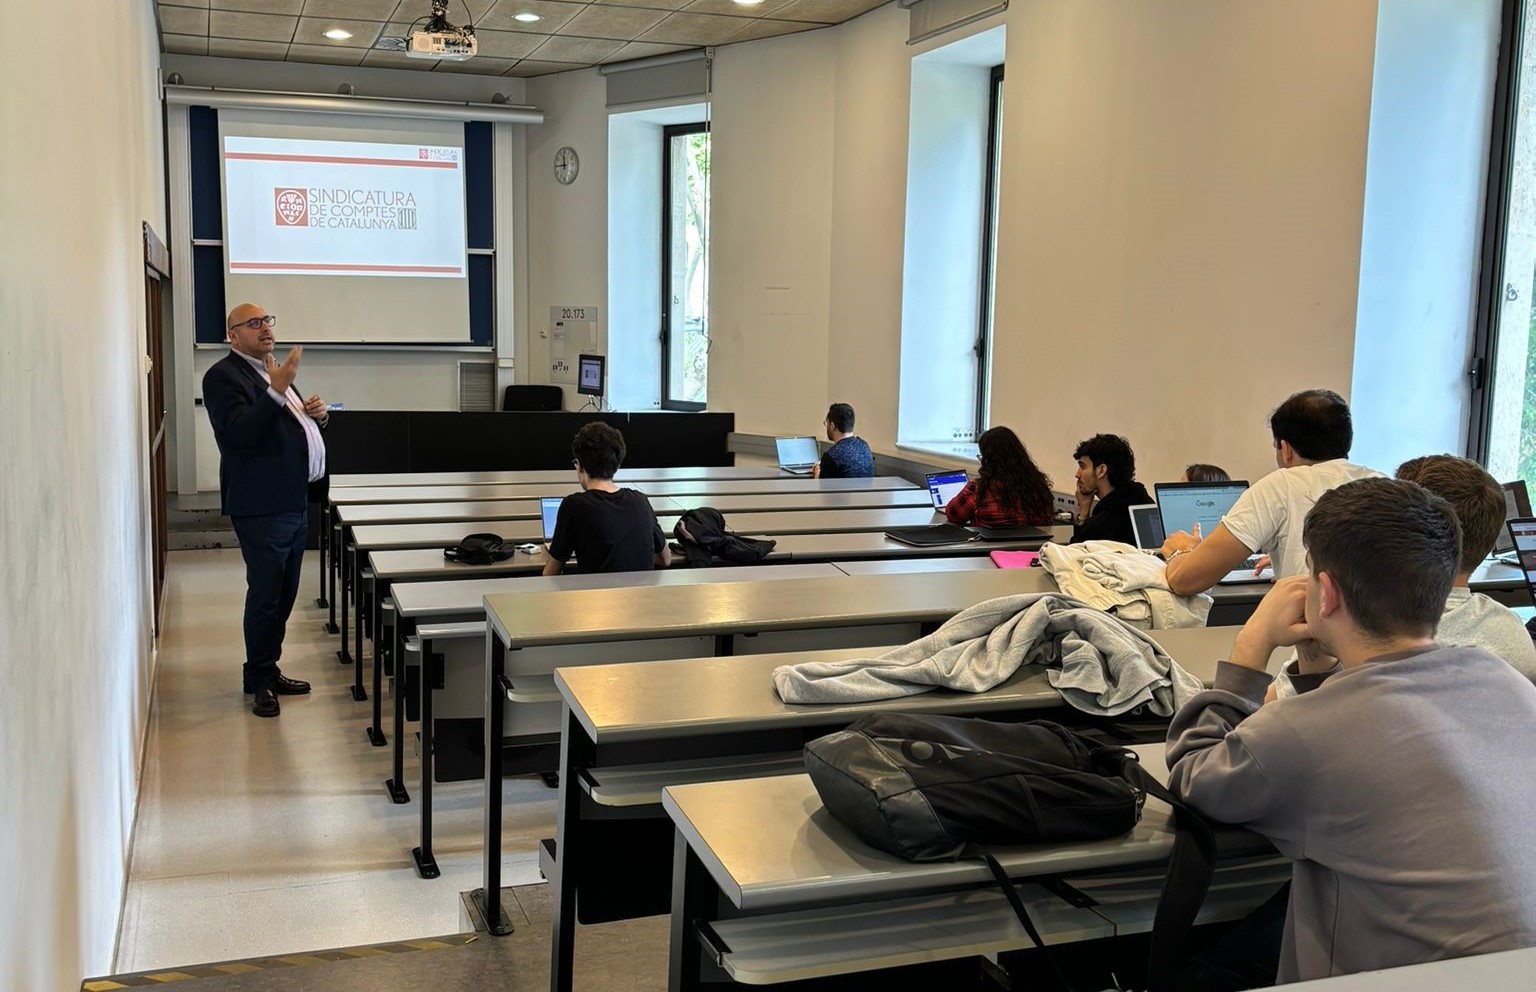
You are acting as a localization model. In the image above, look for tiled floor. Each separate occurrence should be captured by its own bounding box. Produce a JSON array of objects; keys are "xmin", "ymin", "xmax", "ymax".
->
[{"xmin": 116, "ymin": 549, "xmax": 554, "ymax": 973}]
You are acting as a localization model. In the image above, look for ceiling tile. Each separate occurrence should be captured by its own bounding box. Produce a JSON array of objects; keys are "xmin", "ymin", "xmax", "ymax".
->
[
  {"xmin": 211, "ymin": 0, "xmax": 302, "ymax": 11},
  {"xmin": 771, "ymin": 0, "xmax": 884, "ymax": 22},
  {"xmin": 528, "ymin": 34, "xmax": 625, "ymax": 62},
  {"xmin": 159, "ymin": 5, "xmax": 211, "ymax": 33},
  {"xmin": 285, "ymin": 42, "xmax": 369, "ymax": 64},
  {"xmin": 292, "ymin": 15, "xmax": 385, "ymax": 46},
  {"xmin": 469, "ymin": 29, "xmax": 546, "ymax": 58},
  {"xmin": 389, "ymin": 0, "xmax": 498, "ymax": 21},
  {"xmin": 504, "ymin": 59, "xmax": 575, "ymax": 76},
  {"xmin": 639, "ymin": 10, "xmax": 750, "ymax": 44},
  {"xmin": 685, "ymin": 0, "xmax": 796, "ymax": 16},
  {"xmin": 600, "ymin": 40, "xmax": 692, "ymax": 63},
  {"xmin": 162, "ymin": 33, "xmax": 211, "ymax": 55},
  {"xmin": 724, "ymin": 15, "xmax": 815, "ymax": 40},
  {"xmin": 559, "ymin": 5, "xmax": 669, "ymax": 40},
  {"xmin": 300, "ymin": 0, "xmax": 399, "ymax": 18},
  {"xmin": 477, "ymin": 0, "xmax": 585, "ymax": 32},
  {"xmin": 592, "ymin": 0, "xmax": 691, "ymax": 10},
  {"xmin": 165, "ymin": 0, "xmax": 210, "ymax": 7},
  {"xmin": 432, "ymin": 55, "xmax": 523, "ymax": 73},
  {"xmin": 209, "ymin": 10, "xmax": 299, "ymax": 40},
  {"xmin": 207, "ymin": 37, "xmax": 292, "ymax": 57},
  {"xmin": 361, "ymin": 48, "xmax": 440, "ymax": 69}
]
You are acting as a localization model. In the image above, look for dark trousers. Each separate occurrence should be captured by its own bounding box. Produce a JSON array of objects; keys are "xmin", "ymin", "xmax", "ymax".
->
[{"xmin": 231, "ymin": 511, "xmax": 307, "ymax": 692}]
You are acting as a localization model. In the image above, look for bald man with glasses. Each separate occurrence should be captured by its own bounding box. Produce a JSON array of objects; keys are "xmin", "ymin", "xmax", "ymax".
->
[{"xmin": 203, "ymin": 303, "xmax": 329, "ymax": 718}]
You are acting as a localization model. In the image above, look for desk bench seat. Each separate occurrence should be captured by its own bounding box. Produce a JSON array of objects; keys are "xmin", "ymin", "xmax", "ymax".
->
[{"xmin": 580, "ymin": 752, "xmax": 806, "ymax": 809}]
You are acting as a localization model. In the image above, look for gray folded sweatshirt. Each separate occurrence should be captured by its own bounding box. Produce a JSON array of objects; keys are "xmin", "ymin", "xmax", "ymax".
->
[
  {"xmin": 1168, "ymin": 645, "xmax": 1536, "ymax": 983},
  {"xmin": 772, "ymin": 592, "xmax": 1202, "ymax": 717}
]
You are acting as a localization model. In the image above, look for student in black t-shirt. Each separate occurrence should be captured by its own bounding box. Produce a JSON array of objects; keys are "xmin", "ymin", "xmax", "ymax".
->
[{"xmin": 544, "ymin": 422, "xmax": 670, "ymax": 575}]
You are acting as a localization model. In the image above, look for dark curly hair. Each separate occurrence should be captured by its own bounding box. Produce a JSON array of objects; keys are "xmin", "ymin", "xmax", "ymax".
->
[{"xmin": 977, "ymin": 427, "xmax": 1054, "ymax": 522}]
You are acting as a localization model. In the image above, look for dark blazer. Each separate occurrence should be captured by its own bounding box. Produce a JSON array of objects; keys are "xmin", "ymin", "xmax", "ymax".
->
[{"xmin": 202, "ymin": 351, "xmax": 326, "ymax": 517}]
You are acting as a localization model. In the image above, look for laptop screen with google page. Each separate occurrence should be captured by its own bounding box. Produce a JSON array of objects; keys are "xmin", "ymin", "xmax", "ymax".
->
[{"xmin": 1154, "ymin": 482, "xmax": 1248, "ymax": 540}]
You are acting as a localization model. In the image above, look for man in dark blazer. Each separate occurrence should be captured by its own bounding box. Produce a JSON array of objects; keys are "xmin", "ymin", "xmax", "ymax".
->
[{"xmin": 203, "ymin": 303, "xmax": 328, "ymax": 717}]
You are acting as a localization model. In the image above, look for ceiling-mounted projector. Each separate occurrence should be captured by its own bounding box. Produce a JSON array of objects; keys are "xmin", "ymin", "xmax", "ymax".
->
[{"xmin": 408, "ymin": 0, "xmax": 477, "ymax": 60}]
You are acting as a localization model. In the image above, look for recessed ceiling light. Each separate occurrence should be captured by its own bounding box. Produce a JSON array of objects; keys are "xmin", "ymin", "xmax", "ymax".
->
[
  {"xmin": 323, "ymin": 27, "xmax": 354, "ymax": 40},
  {"xmin": 733, "ymin": 0, "xmax": 765, "ymax": 5},
  {"xmin": 514, "ymin": 11, "xmax": 541, "ymax": 22}
]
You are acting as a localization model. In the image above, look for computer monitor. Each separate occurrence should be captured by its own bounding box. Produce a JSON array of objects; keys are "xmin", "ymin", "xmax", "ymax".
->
[
  {"xmin": 775, "ymin": 436, "xmax": 820, "ymax": 471},
  {"xmin": 1494, "ymin": 481, "xmax": 1532, "ymax": 554},
  {"xmin": 1153, "ymin": 481, "xmax": 1250, "ymax": 540},
  {"xmin": 925, "ymin": 471, "xmax": 968, "ymax": 510},
  {"xmin": 1128, "ymin": 504, "xmax": 1165, "ymax": 551},
  {"xmin": 577, "ymin": 354, "xmax": 605, "ymax": 397},
  {"xmin": 540, "ymin": 496, "xmax": 563, "ymax": 542}
]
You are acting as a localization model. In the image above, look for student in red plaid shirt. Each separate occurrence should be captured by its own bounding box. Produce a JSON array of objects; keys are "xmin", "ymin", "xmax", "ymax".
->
[{"xmin": 943, "ymin": 427, "xmax": 1055, "ymax": 528}]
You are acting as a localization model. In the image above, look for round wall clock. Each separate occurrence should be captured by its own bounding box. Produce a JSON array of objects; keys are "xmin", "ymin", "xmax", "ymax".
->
[{"xmin": 554, "ymin": 146, "xmax": 580, "ymax": 185}]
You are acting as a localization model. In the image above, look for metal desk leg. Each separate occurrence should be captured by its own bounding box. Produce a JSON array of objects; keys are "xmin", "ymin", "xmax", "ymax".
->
[
  {"xmin": 315, "ymin": 503, "xmax": 330, "ymax": 609},
  {"xmin": 668, "ymin": 831, "xmax": 723, "ymax": 992},
  {"xmin": 366, "ymin": 577, "xmax": 387, "ymax": 744},
  {"xmin": 412, "ymin": 639, "xmax": 439, "ymax": 876},
  {"xmin": 548, "ymin": 706, "xmax": 591, "ymax": 992},
  {"xmin": 385, "ymin": 621, "xmax": 412, "ymax": 805},
  {"xmin": 338, "ymin": 542, "xmax": 352, "ymax": 667},
  {"xmin": 324, "ymin": 511, "xmax": 339, "ymax": 634},
  {"xmin": 350, "ymin": 549, "xmax": 367, "ymax": 701},
  {"xmin": 473, "ymin": 633, "xmax": 512, "ymax": 934}
]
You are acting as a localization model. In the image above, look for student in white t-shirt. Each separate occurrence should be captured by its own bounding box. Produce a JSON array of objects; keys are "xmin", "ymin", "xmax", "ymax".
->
[{"xmin": 1163, "ymin": 389, "xmax": 1380, "ymax": 596}]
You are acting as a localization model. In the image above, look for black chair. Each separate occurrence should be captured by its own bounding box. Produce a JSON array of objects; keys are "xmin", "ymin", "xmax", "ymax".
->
[{"xmin": 502, "ymin": 384, "xmax": 564, "ymax": 412}]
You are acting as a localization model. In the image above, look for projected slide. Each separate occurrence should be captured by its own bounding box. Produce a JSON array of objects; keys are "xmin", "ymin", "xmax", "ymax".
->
[{"xmin": 223, "ymin": 135, "xmax": 466, "ymax": 278}]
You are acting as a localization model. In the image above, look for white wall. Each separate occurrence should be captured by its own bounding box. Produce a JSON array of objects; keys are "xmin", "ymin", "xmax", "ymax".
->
[
  {"xmin": 1351, "ymin": 0, "xmax": 1500, "ymax": 475},
  {"xmin": 0, "ymin": 0, "xmax": 165, "ymax": 988},
  {"xmin": 524, "ymin": 69, "xmax": 611, "ymax": 410}
]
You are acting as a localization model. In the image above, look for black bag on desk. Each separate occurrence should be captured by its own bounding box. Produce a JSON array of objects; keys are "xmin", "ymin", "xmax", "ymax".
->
[
  {"xmin": 804, "ymin": 713, "xmax": 1216, "ymax": 992},
  {"xmin": 671, "ymin": 506, "xmax": 776, "ymax": 567},
  {"xmin": 442, "ymin": 533, "xmax": 516, "ymax": 566}
]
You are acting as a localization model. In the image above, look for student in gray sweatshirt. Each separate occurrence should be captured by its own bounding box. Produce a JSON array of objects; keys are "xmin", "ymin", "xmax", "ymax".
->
[{"xmin": 1167, "ymin": 478, "xmax": 1536, "ymax": 984}]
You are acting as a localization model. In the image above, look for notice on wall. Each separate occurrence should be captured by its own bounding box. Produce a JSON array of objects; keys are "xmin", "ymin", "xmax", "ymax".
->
[{"xmin": 549, "ymin": 306, "xmax": 599, "ymax": 385}]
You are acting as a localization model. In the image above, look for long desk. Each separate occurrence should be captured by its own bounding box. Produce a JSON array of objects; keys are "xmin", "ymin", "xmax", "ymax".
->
[
  {"xmin": 1277, "ymin": 947, "xmax": 1536, "ymax": 991},
  {"xmin": 318, "ymin": 475, "xmax": 919, "ymax": 627},
  {"xmin": 476, "ymin": 572, "xmax": 1247, "ymax": 940},
  {"xmin": 331, "ymin": 466, "xmax": 801, "ymax": 488},
  {"xmin": 661, "ymin": 745, "xmax": 1277, "ymax": 990},
  {"xmin": 530, "ymin": 627, "xmax": 1283, "ymax": 989}
]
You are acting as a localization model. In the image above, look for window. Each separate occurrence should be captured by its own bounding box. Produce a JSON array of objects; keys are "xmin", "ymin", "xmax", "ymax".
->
[
  {"xmin": 1477, "ymin": 0, "xmax": 1536, "ymax": 482},
  {"xmin": 662, "ymin": 123, "xmax": 711, "ymax": 410},
  {"xmin": 975, "ymin": 64, "xmax": 1004, "ymax": 432},
  {"xmin": 896, "ymin": 29, "xmax": 1006, "ymax": 450}
]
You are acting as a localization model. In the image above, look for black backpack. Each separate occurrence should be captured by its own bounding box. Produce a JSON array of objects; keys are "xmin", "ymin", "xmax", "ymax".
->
[
  {"xmin": 672, "ymin": 507, "xmax": 776, "ymax": 567},
  {"xmin": 442, "ymin": 533, "xmax": 516, "ymax": 566},
  {"xmin": 804, "ymin": 713, "xmax": 1216, "ymax": 992}
]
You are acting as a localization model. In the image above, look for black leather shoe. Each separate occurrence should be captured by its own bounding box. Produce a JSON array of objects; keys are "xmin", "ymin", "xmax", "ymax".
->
[
  {"xmin": 252, "ymin": 687, "xmax": 280, "ymax": 718},
  {"xmin": 273, "ymin": 674, "xmax": 311, "ymax": 695}
]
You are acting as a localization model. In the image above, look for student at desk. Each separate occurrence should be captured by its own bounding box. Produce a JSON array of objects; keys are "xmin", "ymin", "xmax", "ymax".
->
[
  {"xmin": 544, "ymin": 423, "xmax": 670, "ymax": 575},
  {"xmin": 943, "ymin": 426, "xmax": 1054, "ymax": 528},
  {"xmin": 1069, "ymin": 433, "xmax": 1151, "ymax": 544},
  {"xmin": 1162, "ymin": 389, "xmax": 1378, "ymax": 594},
  {"xmin": 811, "ymin": 403, "xmax": 874, "ymax": 479},
  {"xmin": 1168, "ymin": 478, "xmax": 1536, "ymax": 984}
]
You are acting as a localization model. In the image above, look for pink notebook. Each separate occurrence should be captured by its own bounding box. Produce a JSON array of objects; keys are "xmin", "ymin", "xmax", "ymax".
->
[{"xmin": 990, "ymin": 551, "xmax": 1039, "ymax": 569}]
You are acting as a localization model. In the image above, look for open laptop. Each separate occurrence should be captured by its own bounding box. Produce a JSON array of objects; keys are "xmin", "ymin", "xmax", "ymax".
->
[
  {"xmin": 925, "ymin": 471, "xmax": 969, "ymax": 510},
  {"xmin": 775, "ymin": 436, "xmax": 820, "ymax": 475},
  {"xmin": 1129, "ymin": 504, "xmax": 1165, "ymax": 551},
  {"xmin": 1493, "ymin": 481, "xmax": 1532, "ymax": 559},
  {"xmin": 540, "ymin": 496, "xmax": 563, "ymax": 543},
  {"xmin": 1152, "ymin": 481, "xmax": 1272, "ymax": 585}
]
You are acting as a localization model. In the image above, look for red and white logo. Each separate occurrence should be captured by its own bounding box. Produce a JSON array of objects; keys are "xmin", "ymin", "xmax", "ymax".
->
[
  {"xmin": 274, "ymin": 188, "xmax": 309, "ymax": 227},
  {"xmin": 419, "ymin": 148, "xmax": 430, "ymax": 160}
]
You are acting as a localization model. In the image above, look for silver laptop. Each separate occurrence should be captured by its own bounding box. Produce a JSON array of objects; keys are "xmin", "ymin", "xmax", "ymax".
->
[
  {"xmin": 1128, "ymin": 504, "xmax": 1165, "ymax": 551},
  {"xmin": 775, "ymin": 436, "xmax": 820, "ymax": 475}
]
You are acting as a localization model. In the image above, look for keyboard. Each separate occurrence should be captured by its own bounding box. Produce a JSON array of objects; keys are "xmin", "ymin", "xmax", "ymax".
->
[{"xmin": 1219, "ymin": 556, "xmax": 1273, "ymax": 585}]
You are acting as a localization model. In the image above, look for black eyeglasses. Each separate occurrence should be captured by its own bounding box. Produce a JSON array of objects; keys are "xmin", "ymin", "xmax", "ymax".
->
[{"xmin": 229, "ymin": 315, "xmax": 278, "ymax": 331}]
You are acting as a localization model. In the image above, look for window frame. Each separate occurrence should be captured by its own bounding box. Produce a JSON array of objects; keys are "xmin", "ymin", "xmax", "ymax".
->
[
  {"xmin": 661, "ymin": 121, "xmax": 711, "ymax": 413},
  {"xmin": 973, "ymin": 64, "xmax": 1005, "ymax": 437},
  {"xmin": 1468, "ymin": 0, "xmax": 1526, "ymax": 463}
]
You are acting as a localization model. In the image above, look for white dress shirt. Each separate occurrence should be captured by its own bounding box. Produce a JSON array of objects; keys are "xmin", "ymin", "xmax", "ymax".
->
[{"xmin": 236, "ymin": 350, "xmax": 327, "ymax": 482}]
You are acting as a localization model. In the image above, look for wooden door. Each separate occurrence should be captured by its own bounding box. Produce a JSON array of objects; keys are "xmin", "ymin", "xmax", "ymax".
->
[{"xmin": 144, "ymin": 222, "xmax": 170, "ymax": 635}]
